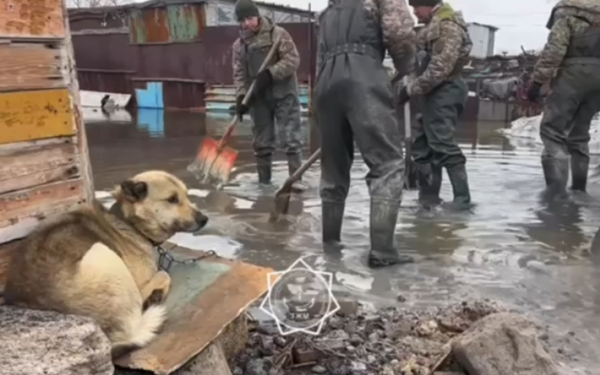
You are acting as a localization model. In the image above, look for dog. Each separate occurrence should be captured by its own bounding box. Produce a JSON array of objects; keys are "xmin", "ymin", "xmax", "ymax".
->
[{"xmin": 3, "ymin": 170, "xmax": 208, "ymax": 358}]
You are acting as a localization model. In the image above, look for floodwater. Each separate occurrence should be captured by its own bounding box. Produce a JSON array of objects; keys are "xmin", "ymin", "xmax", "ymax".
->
[{"xmin": 85, "ymin": 107, "xmax": 600, "ymax": 374}]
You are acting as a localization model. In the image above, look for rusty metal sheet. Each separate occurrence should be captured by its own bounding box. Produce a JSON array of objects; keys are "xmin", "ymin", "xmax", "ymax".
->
[
  {"xmin": 0, "ymin": 0, "xmax": 66, "ymax": 39},
  {"xmin": 167, "ymin": 4, "xmax": 202, "ymax": 42},
  {"xmin": 0, "ymin": 89, "xmax": 76, "ymax": 145},
  {"xmin": 129, "ymin": 8, "xmax": 170, "ymax": 44},
  {"xmin": 114, "ymin": 247, "xmax": 274, "ymax": 375}
]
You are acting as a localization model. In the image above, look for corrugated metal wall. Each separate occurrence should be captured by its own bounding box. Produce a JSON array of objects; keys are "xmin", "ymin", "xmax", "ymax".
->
[{"xmin": 129, "ymin": 4, "xmax": 206, "ymax": 44}]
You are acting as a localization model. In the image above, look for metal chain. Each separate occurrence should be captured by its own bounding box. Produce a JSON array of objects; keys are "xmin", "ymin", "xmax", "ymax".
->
[{"xmin": 156, "ymin": 245, "xmax": 217, "ymax": 272}]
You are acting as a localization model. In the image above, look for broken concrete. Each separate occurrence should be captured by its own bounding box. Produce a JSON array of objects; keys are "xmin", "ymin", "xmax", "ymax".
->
[
  {"xmin": 0, "ymin": 305, "xmax": 113, "ymax": 375},
  {"xmin": 452, "ymin": 312, "xmax": 561, "ymax": 375}
]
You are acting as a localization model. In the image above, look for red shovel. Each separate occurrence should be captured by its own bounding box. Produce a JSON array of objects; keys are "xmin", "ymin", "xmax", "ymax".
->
[{"xmin": 189, "ymin": 35, "xmax": 282, "ymax": 186}]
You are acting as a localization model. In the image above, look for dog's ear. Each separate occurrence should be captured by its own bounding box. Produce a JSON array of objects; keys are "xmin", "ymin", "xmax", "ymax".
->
[{"xmin": 120, "ymin": 180, "xmax": 148, "ymax": 202}]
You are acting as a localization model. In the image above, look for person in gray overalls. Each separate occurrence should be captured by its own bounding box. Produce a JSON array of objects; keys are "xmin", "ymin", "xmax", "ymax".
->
[
  {"xmin": 527, "ymin": 0, "xmax": 600, "ymax": 198},
  {"xmin": 315, "ymin": 0, "xmax": 416, "ymax": 267},
  {"xmin": 232, "ymin": 0, "xmax": 305, "ymax": 189},
  {"xmin": 398, "ymin": 0, "xmax": 473, "ymax": 210}
]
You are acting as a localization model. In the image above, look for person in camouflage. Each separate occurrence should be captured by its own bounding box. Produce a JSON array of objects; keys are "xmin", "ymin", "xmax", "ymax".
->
[
  {"xmin": 232, "ymin": 0, "xmax": 305, "ymax": 189},
  {"xmin": 315, "ymin": 0, "xmax": 416, "ymax": 267},
  {"xmin": 527, "ymin": 0, "xmax": 600, "ymax": 197},
  {"xmin": 397, "ymin": 0, "xmax": 473, "ymax": 210}
]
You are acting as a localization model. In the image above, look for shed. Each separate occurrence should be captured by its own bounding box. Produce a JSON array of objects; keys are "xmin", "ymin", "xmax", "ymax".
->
[
  {"xmin": 467, "ymin": 22, "xmax": 499, "ymax": 59},
  {"xmin": 0, "ymin": 0, "xmax": 94, "ymax": 283}
]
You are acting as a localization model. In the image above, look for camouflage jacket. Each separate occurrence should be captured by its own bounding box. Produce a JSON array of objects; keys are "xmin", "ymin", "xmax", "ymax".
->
[
  {"xmin": 232, "ymin": 16, "xmax": 300, "ymax": 97},
  {"xmin": 533, "ymin": 0, "xmax": 600, "ymax": 84},
  {"xmin": 407, "ymin": 2, "xmax": 472, "ymax": 96},
  {"xmin": 316, "ymin": 0, "xmax": 416, "ymax": 79}
]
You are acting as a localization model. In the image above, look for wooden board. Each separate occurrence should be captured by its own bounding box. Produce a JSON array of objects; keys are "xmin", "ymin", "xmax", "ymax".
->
[
  {"xmin": 0, "ymin": 42, "xmax": 67, "ymax": 92},
  {"xmin": 0, "ymin": 139, "xmax": 79, "ymax": 195},
  {"xmin": 0, "ymin": 89, "xmax": 76, "ymax": 145},
  {"xmin": 115, "ymin": 248, "xmax": 273, "ymax": 375},
  {"xmin": 0, "ymin": 178, "xmax": 86, "ymax": 243},
  {"xmin": 0, "ymin": 0, "xmax": 65, "ymax": 39}
]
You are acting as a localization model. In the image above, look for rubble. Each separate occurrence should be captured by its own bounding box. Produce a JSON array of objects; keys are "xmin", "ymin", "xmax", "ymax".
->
[
  {"xmin": 452, "ymin": 313, "xmax": 560, "ymax": 375},
  {"xmin": 231, "ymin": 299, "xmax": 559, "ymax": 375}
]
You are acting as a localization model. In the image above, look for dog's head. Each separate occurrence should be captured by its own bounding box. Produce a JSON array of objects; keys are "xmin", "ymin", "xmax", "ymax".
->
[{"xmin": 112, "ymin": 170, "xmax": 208, "ymax": 243}]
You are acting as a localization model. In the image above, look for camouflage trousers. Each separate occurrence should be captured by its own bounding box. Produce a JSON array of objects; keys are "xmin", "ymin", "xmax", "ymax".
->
[
  {"xmin": 249, "ymin": 93, "xmax": 303, "ymax": 162},
  {"xmin": 412, "ymin": 78, "xmax": 468, "ymax": 168}
]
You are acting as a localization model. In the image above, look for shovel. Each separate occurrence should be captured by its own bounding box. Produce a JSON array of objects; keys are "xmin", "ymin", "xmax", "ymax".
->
[
  {"xmin": 269, "ymin": 148, "xmax": 321, "ymax": 223},
  {"xmin": 189, "ymin": 35, "xmax": 282, "ymax": 186}
]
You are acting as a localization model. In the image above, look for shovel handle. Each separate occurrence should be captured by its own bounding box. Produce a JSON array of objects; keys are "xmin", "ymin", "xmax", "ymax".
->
[
  {"xmin": 217, "ymin": 35, "xmax": 284, "ymax": 150},
  {"xmin": 403, "ymin": 76, "xmax": 411, "ymax": 139}
]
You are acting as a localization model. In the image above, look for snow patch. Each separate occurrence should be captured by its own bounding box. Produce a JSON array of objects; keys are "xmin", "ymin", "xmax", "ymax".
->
[{"xmin": 499, "ymin": 113, "xmax": 600, "ymax": 154}]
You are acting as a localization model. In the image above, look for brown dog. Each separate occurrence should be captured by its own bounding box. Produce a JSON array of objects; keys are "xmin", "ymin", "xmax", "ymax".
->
[{"xmin": 3, "ymin": 171, "xmax": 208, "ymax": 358}]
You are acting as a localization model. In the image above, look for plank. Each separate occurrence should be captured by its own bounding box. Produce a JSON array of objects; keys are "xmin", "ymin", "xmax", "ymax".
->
[
  {"xmin": 62, "ymin": 16, "xmax": 95, "ymax": 201},
  {"xmin": 0, "ymin": 178, "xmax": 85, "ymax": 223},
  {"xmin": 0, "ymin": 0, "xmax": 65, "ymax": 39},
  {"xmin": 0, "ymin": 89, "xmax": 76, "ymax": 145},
  {"xmin": 0, "ymin": 179, "xmax": 87, "ymax": 245},
  {"xmin": 0, "ymin": 141, "xmax": 80, "ymax": 195},
  {"xmin": 0, "ymin": 42, "xmax": 67, "ymax": 92},
  {"xmin": 115, "ymin": 249, "xmax": 273, "ymax": 375}
]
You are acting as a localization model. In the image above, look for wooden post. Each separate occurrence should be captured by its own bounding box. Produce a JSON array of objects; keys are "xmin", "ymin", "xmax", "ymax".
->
[{"xmin": 0, "ymin": 0, "xmax": 94, "ymax": 284}]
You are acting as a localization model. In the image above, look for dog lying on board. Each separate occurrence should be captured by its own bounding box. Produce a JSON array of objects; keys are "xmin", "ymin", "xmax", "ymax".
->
[{"xmin": 3, "ymin": 170, "xmax": 208, "ymax": 358}]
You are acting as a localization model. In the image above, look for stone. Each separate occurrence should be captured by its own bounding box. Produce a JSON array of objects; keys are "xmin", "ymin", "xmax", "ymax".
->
[
  {"xmin": 245, "ymin": 358, "xmax": 268, "ymax": 375},
  {"xmin": 0, "ymin": 306, "xmax": 113, "ymax": 375},
  {"xmin": 312, "ymin": 365, "xmax": 327, "ymax": 373},
  {"xmin": 351, "ymin": 361, "xmax": 367, "ymax": 371},
  {"xmin": 452, "ymin": 312, "xmax": 560, "ymax": 375}
]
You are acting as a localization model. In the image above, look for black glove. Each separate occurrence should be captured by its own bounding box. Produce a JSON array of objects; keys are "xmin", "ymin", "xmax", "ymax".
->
[
  {"xmin": 236, "ymin": 94, "xmax": 249, "ymax": 122},
  {"xmin": 254, "ymin": 69, "xmax": 273, "ymax": 95},
  {"xmin": 527, "ymin": 81, "xmax": 542, "ymax": 102},
  {"xmin": 398, "ymin": 86, "xmax": 410, "ymax": 105}
]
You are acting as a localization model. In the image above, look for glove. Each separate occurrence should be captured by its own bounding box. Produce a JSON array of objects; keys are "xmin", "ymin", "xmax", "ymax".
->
[
  {"xmin": 527, "ymin": 81, "xmax": 542, "ymax": 102},
  {"xmin": 254, "ymin": 69, "xmax": 273, "ymax": 95},
  {"xmin": 236, "ymin": 94, "xmax": 250, "ymax": 122},
  {"xmin": 398, "ymin": 86, "xmax": 410, "ymax": 105}
]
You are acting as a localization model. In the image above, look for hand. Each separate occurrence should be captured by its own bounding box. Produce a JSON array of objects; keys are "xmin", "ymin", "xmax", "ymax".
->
[
  {"xmin": 254, "ymin": 69, "xmax": 273, "ymax": 95},
  {"xmin": 527, "ymin": 81, "xmax": 542, "ymax": 102},
  {"xmin": 398, "ymin": 87, "xmax": 410, "ymax": 105},
  {"xmin": 236, "ymin": 94, "xmax": 249, "ymax": 122}
]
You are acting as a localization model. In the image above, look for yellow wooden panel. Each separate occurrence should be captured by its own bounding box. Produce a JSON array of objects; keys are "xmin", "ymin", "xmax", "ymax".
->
[
  {"xmin": 0, "ymin": 89, "xmax": 76, "ymax": 145},
  {"xmin": 0, "ymin": 0, "xmax": 65, "ymax": 39}
]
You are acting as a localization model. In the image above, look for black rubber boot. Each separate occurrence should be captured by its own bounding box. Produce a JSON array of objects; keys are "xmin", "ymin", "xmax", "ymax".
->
[
  {"xmin": 368, "ymin": 199, "xmax": 414, "ymax": 268},
  {"xmin": 570, "ymin": 155, "xmax": 589, "ymax": 192},
  {"xmin": 256, "ymin": 157, "xmax": 272, "ymax": 185},
  {"xmin": 541, "ymin": 157, "xmax": 569, "ymax": 200},
  {"xmin": 322, "ymin": 201, "xmax": 344, "ymax": 251},
  {"xmin": 446, "ymin": 163, "xmax": 471, "ymax": 210},
  {"xmin": 417, "ymin": 164, "xmax": 442, "ymax": 208}
]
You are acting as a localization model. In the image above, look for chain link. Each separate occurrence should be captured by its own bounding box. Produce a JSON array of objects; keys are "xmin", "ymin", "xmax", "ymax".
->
[{"xmin": 156, "ymin": 246, "xmax": 217, "ymax": 272}]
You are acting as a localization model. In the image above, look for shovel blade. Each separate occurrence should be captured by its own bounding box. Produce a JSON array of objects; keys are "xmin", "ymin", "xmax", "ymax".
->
[{"xmin": 190, "ymin": 137, "xmax": 239, "ymax": 185}]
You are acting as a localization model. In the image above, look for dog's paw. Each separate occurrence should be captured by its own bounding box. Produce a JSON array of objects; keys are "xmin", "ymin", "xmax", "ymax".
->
[{"xmin": 143, "ymin": 289, "xmax": 164, "ymax": 310}]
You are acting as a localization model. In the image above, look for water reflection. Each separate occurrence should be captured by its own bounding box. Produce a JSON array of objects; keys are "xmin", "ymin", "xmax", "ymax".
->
[{"xmin": 84, "ymin": 108, "xmax": 600, "ymax": 371}]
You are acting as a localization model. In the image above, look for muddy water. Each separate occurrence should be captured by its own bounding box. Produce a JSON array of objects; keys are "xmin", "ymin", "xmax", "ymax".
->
[{"xmin": 86, "ymin": 108, "xmax": 600, "ymax": 373}]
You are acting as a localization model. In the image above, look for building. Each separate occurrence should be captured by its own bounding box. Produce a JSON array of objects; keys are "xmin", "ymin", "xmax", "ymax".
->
[
  {"xmin": 467, "ymin": 22, "xmax": 498, "ymax": 59},
  {"xmin": 67, "ymin": 0, "xmax": 316, "ymax": 111}
]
